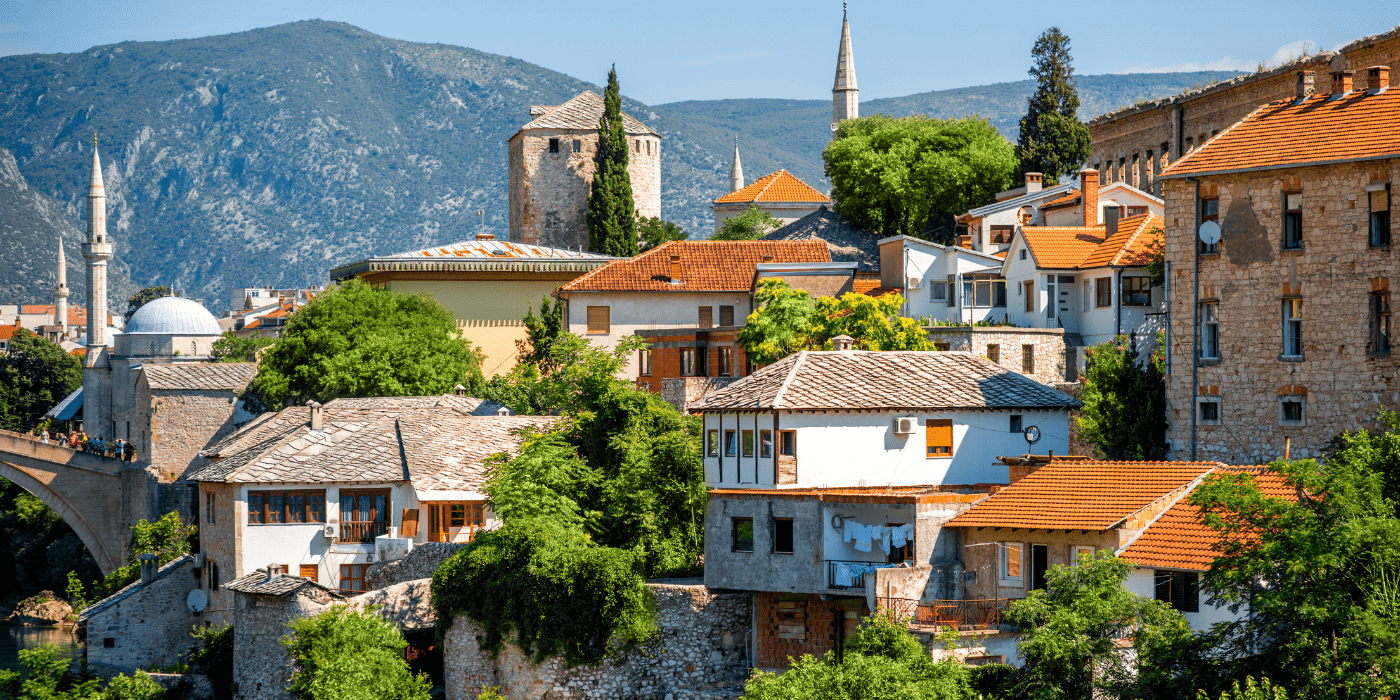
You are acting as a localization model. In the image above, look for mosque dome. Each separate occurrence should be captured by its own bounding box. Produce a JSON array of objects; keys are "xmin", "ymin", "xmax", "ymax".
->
[{"xmin": 124, "ymin": 296, "xmax": 223, "ymax": 336}]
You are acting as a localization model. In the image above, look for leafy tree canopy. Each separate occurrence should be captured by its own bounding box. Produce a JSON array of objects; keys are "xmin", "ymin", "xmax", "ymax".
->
[
  {"xmin": 586, "ymin": 65, "xmax": 638, "ymax": 257},
  {"xmin": 210, "ymin": 331, "xmax": 274, "ymax": 363},
  {"xmin": 123, "ymin": 286, "xmax": 171, "ymax": 322},
  {"xmin": 283, "ymin": 605, "xmax": 432, "ymax": 700},
  {"xmin": 96, "ymin": 511, "xmax": 196, "ymax": 598},
  {"xmin": 248, "ymin": 279, "xmax": 482, "ymax": 409},
  {"xmin": 1077, "ymin": 333, "xmax": 1167, "ymax": 460},
  {"xmin": 1016, "ymin": 27, "xmax": 1091, "ymax": 180},
  {"xmin": 825, "ymin": 114, "xmax": 1017, "ymax": 238},
  {"xmin": 637, "ymin": 216, "xmax": 688, "ymax": 251},
  {"xmin": 737, "ymin": 279, "xmax": 930, "ymax": 365},
  {"xmin": 0, "ymin": 327, "xmax": 82, "ymax": 433},
  {"xmin": 0, "ymin": 643, "xmax": 166, "ymax": 699},
  {"xmin": 710, "ymin": 204, "xmax": 785, "ymax": 241}
]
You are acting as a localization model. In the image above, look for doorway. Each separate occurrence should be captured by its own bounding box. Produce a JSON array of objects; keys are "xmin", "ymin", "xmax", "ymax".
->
[
  {"xmin": 1056, "ymin": 276, "xmax": 1077, "ymax": 333},
  {"xmin": 1031, "ymin": 545, "xmax": 1049, "ymax": 590}
]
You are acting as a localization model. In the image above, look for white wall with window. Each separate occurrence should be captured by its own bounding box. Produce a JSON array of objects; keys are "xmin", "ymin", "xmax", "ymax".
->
[
  {"xmin": 1124, "ymin": 567, "xmax": 1237, "ymax": 632},
  {"xmin": 878, "ymin": 236, "xmax": 1007, "ymax": 324}
]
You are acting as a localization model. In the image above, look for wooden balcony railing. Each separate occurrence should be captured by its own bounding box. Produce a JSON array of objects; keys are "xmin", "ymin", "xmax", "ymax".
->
[
  {"xmin": 877, "ymin": 596, "xmax": 1019, "ymax": 631},
  {"xmin": 339, "ymin": 520, "xmax": 389, "ymax": 544}
]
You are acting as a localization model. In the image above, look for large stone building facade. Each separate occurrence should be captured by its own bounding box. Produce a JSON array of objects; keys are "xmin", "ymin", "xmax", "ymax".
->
[{"xmin": 507, "ymin": 91, "xmax": 661, "ymax": 251}]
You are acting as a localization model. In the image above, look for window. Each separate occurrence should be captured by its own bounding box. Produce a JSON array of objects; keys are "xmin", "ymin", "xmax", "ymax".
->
[
  {"xmin": 681, "ymin": 348, "xmax": 704, "ymax": 376},
  {"xmin": 1200, "ymin": 303, "xmax": 1220, "ymax": 359},
  {"xmin": 1022, "ymin": 345, "xmax": 1035, "ymax": 374},
  {"xmin": 706, "ymin": 430, "xmax": 719, "ymax": 456},
  {"xmin": 719, "ymin": 347, "xmax": 734, "ymax": 376},
  {"xmin": 774, "ymin": 518, "xmax": 794, "ymax": 554},
  {"xmin": 930, "ymin": 281, "xmax": 947, "ymax": 302},
  {"xmin": 732, "ymin": 518, "xmax": 754, "ymax": 552},
  {"xmin": 1019, "ymin": 249, "xmax": 1027, "ymax": 260},
  {"xmin": 1095, "ymin": 278, "xmax": 1112, "ymax": 307},
  {"xmin": 1072, "ymin": 546, "xmax": 1095, "ymax": 565},
  {"xmin": 1283, "ymin": 192, "xmax": 1303, "ymax": 249},
  {"xmin": 1280, "ymin": 397, "xmax": 1306, "ymax": 426},
  {"xmin": 638, "ymin": 349, "xmax": 652, "ymax": 376},
  {"xmin": 634, "ymin": 139, "xmax": 641, "ymax": 153},
  {"xmin": 586, "ymin": 306, "xmax": 610, "ymax": 334},
  {"xmin": 990, "ymin": 225, "xmax": 1014, "ymax": 245},
  {"xmin": 719, "ymin": 305, "xmax": 734, "ymax": 326},
  {"xmin": 548, "ymin": 138, "xmax": 560, "ymax": 153},
  {"xmin": 1372, "ymin": 292, "xmax": 1392, "ymax": 354},
  {"xmin": 759, "ymin": 430, "xmax": 772, "ymax": 458},
  {"xmin": 1155, "ymin": 570, "xmax": 1200, "ymax": 613},
  {"xmin": 340, "ymin": 489, "xmax": 390, "ymax": 542},
  {"xmin": 206, "ymin": 493, "xmax": 215, "ymax": 524},
  {"xmin": 1023, "ymin": 281, "xmax": 1034, "ymax": 312},
  {"xmin": 1371, "ymin": 186, "xmax": 1391, "ymax": 247},
  {"xmin": 926, "ymin": 419, "xmax": 953, "ymax": 458},
  {"xmin": 742, "ymin": 430, "xmax": 754, "ymax": 457},
  {"xmin": 1009, "ymin": 415, "xmax": 1022, "ymax": 433},
  {"xmin": 778, "ymin": 430, "xmax": 796, "ymax": 456},
  {"xmin": 209, "ymin": 561, "xmax": 220, "ymax": 591},
  {"xmin": 1127, "ymin": 205, "xmax": 1148, "ymax": 218},
  {"xmin": 962, "ymin": 276, "xmax": 1007, "ymax": 308},
  {"xmin": 999, "ymin": 543, "xmax": 1024, "ymax": 583},
  {"xmin": 933, "ymin": 342, "xmax": 951, "ymax": 351},
  {"xmin": 724, "ymin": 430, "xmax": 737, "ymax": 456},
  {"xmin": 1123, "ymin": 277, "xmax": 1152, "ymax": 306},
  {"xmin": 698, "ymin": 306, "xmax": 713, "ymax": 328},
  {"xmin": 986, "ymin": 344, "xmax": 1000, "ymax": 364},
  {"xmin": 1200, "ymin": 198, "xmax": 1219, "ymax": 254},
  {"xmin": 1197, "ymin": 397, "xmax": 1221, "ymax": 425},
  {"xmin": 1282, "ymin": 299, "xmax": 1303, "ymax": 358},
  {"xmin": 1045, "ymin": 276, "xmax": 1056, "ymax": 318},
  {"xmin": 299, "ymin": 564, "xmax": 318, "ymax": 583},
  {"xmin": 572, "ymin": 139, "xmax": 581, "ymax": 153},
  {"xmin": 340, "ymin": 564, "xmax": 370, "ymax": 592},
  {"xmin": 248, "ymin": 490, "xmax": 326, "ymax": 524}
]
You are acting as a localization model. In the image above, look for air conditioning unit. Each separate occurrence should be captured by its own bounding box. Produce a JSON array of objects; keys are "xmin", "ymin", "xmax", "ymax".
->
[
  {"xmin": 894, "ymin": 417, "xmax": 917, "ymax": 435},
  {"xmin": 323, "ymin": 524, "xmax": 337, "ymax": 540}
]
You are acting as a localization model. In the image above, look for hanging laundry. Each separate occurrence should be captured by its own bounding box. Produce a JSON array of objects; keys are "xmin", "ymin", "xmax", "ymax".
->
[
  {"xmin": 890, "ymin": 524, "xmax": 907, "ymax": 548},
  {"xmin": 844, "ymin": 519, "xmax": 857, "ymax": 543},
  {"xmin": 853, "ymin": 523, "xmax": 872, "ymax": 552}
]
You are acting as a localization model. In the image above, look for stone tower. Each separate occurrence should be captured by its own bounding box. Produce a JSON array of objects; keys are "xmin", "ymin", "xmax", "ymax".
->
[
  {"xmin": 832, "ymin": 5, "xmax": 859, "ymax": 135},
  {"xmin": 53, "ymin": 233, "xmax": 69, "ymax": 337},
  {"xmin": 82, "ymin": 139, "xmax": 114, "ymax": 437},
  {"xmin": 507, "ymin": 91, "xmax": 662, "ymax": 251},
  {"xmin": 729, "ymin": 136, "xmax": 745, "ymax": 193}
]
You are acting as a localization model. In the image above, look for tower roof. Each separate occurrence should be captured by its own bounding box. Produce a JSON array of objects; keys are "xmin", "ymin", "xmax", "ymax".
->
[
  {"xmin": 833, "ymin": 12, "xmax": 857, "ymax": 93},
  {"xmin": 714, "ymin": 170, "xmax": 831, "ymax": 205},
  {"xmin": 55, "ymin": 235, "xmax": 65, "ymax": 285},
  {"xmin": 515, "ymin": 91, "xmax": 659, "ymax": 136},
  {"xmin": 88, "ymin": 142, "xmax": 104, "ymax": 195},
  {"xmin": 729, "ymin": 136, "xmax": 744, "ymax": 192},
  {"xmin": 125, "ymin": 297, "xmax": 222, "ymax": 336}
]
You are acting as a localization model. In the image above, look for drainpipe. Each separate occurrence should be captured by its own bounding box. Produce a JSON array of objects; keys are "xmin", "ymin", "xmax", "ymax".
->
[
  {"xmin": 1115, "ymin": 267, "xmax": 1123, "ymax": 337},
  {"xmin": 1188, "ymin": 177, "xmax": 1201, "ymax": 461}
]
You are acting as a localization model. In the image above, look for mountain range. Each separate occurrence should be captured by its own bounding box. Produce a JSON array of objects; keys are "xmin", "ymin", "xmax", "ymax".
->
[{"xmin": 0, "ymin": 20, "xmax": 1239, "ymax": 314}]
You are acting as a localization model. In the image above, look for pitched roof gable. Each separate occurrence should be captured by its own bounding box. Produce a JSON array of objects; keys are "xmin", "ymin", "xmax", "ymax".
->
[
  {"xmin": 560, "ymin": 240, "xmax": 831, "ymax": 293},
  {"xmin": 1078, "ymin": 213, "xmax": 1164, "ymax": 269},
  {"xmin": 762, "ymin": 206, "xmax": 879, "ymax": 272},
  {"xmin": 1016, "ymin": 213, "xmax": 1163, "ymax": 271},
  {"xmin": 517, "ymin": 91, "xmax": 658, "ymax": 136},
  {"xmin": 715, "ymin": 170, "xmax": 831, "ymax": 205},
  {"xmin": 142, "ymin": 363, "xmax": 257, "ymax": 391}
]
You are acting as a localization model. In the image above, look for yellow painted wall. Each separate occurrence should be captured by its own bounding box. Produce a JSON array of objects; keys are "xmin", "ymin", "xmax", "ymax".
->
[{"xmin": 388, "ymin": 279, "xmax": 562, "ymax": 377}]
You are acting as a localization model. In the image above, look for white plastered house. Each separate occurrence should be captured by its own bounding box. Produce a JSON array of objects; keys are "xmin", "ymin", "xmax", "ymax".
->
[{"xmin": 876, "ymin": 236, "xmax": 1008, "ymax": 324}]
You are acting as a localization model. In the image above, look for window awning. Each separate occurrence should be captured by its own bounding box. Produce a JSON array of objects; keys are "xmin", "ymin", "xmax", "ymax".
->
[{"xmin": 45, "ymin": 387, "xmax": 83, "ymax": 420}]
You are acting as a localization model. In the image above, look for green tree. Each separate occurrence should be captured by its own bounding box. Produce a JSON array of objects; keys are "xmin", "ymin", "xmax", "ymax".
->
[
  {"xmin": 515, "ymin": 295, "xmax": 565, "ymax": 374},
  {"xmin": 188, "ymin": 623, "xmax": 234, "ymax": 700},
  {"xmin": 283, "ymin": 606, "xmax": 431, "ymax": 700},
  {"xmin": 1201, "ymin": 678, "xmax": 1289, "ymax": 700},
  {"xmin": 586, "ymin": 65, "xmax": 638, "ymax": 257},
  {"xmin": 247, "ymin": 279, "xmax": 482, "ymax": 409},
  {"xmin": 1015, "ymin": 28, "xmax": 1092, "ymax": 181},
  {"xmin": 1004, "ymin": 552, "xmax": 1191, "ymax": 700},
  {"xmin": 825, "ymin": 115, "xmax": 1017, "ymax": 238},
  {"xmin": 209, "ymin": 331, "xmax": 274, "ymax": 363},
  {"xmin": 1077, "ymin": 333, "xmax": 1167, "ymax": 460},
  {"xmin": 710, "ymin": 204, "xmax": 785, "ymax": 241},
  {"xmin": 123, "ymin": 286, "xmax": 172, "ymax": 322},
  {"xmin": 737, "ymin": 279, "xmax": 930, "ymax": 365},
  {"xmin": 737, "ymin": 278, "xmax": 819, "ymax": 365},
  {"xmin": 636, "ymin": 215, "xmax": 688, "ymax": 251},
  {"xmin": 0, "ymin": 643, "xmax": 164, "ymax": 699},
  {"xmin": 0, "ymin": 327, "xmax": 82, "ymax": 433},
  {"xmin": 96, "ymin": 511, "xmax": 196, "ymax": 598}
]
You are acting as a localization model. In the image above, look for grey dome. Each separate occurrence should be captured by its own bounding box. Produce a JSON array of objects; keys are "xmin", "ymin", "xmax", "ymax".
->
[{"xmin": 124, "ymin": 297, "xmax": 222, "ymax": 336}]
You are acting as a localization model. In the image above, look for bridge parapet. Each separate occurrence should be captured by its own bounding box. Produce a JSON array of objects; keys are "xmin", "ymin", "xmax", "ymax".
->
[{"xmin": 0, "ymin": 430, "xmax": 127, "ymax": 476}]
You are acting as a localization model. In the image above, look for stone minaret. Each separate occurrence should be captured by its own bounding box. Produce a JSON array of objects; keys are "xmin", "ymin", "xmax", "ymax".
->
[
  {"xmin": 729, "ymin": 136, "xmax": 745, "ymax": 193},
  {"xmin": 53, "ymin": 234, "xmax": 69, "ymax": 337},
  {"xmin": 82, "ymin": 138, "xmax": 113, "ymax": 437},
  {"xmin": 831, "ymin": 3, "xmax": 858, "ymax": 135}
]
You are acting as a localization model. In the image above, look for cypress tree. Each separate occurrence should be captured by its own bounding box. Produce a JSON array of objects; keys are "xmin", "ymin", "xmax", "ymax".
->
[
  {"xmin": 1015, "ymin": 28, "xmax": 1091, "ymax": 181},
  {"xmin": 587, "ymin": 66, "xmax": 639, "ymax": 257}
]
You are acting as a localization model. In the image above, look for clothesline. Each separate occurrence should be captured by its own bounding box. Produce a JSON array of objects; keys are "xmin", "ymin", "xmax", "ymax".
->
[{"xmin": 841, "ymin": 519, "xmax": 915, "ymax": 556}]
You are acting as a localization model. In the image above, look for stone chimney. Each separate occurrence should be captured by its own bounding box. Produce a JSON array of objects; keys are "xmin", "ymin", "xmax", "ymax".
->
[
  {"xmin": 266, "ymin": 564, "xmax": 281, "ymax": 581},
  {"xmin": 307, "ymin": 400, "xmax": 323, "ymax": 431},
  {"xmin": 1297, "ymin": 70, "xmax": 1316, "ymax": 99},
  {"xmin": 1024, "ymin": 172, "xmax": 1043, "ymax": 194},
  {"xmin": 1080, "ymin": 169, "xmax": 1100, "ymax": 227},
  {"xmin": 1369, "ymin": 66, "xmax": 1391, "ymax": 92},
  {"xmin": 139, "ymin": 553, "xmax": 158, "ymax": 586},
  {"xmin": 1331, "ymin": 69, "xmax": 1355, "ymax": 95},
  {"xmin": 497, "ymin": 406, "xmax": 510, "ymax": 416},
  {"xmin": 476, "ymin": 233, "xmax": 495, "ymax": 241},
  {"xmin": 669, "ymin": 254, "xmax": 682, "ymax": 284},
  {"xmin": 832, "ymin": 335, "xmax": 855, "ymax": 351},
  {"xmin": 454, "ymin": 384, "xmax": 467, "ymax": 396}
]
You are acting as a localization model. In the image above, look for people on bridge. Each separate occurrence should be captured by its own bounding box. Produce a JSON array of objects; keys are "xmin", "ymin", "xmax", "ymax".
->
[
  {"xmin": 39, "ymin": 429, "xmax": 49, "ymax": 444},
  {"xmin": 123, "ymin": 441, "xmax": 136, "ymax": 462}
]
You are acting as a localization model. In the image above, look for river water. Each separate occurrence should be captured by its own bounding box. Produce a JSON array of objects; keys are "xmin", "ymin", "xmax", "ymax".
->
[{"xmin": 0, "ymin": 625, "xmax": 82, "ymax": 673}]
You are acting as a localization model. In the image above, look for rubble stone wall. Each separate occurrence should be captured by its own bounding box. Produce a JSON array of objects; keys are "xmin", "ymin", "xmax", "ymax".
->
[
  {"xmin": 364, "ymin": 541, "xmax": 467, "ymax": 590},
  {"xmin": 232, "ymin": 588, "xmax": 336, "ymax": 700},
  {"xmin": 925, "ymin": 326, "xmax": 1067, "ymax": 384},
  {"xmin": 148, "ymin": 389, "xmax": 241, "ymax": 480},
  {"xmin": 83, "ymin": 559, "xmax": 203, "ymax": 671}
]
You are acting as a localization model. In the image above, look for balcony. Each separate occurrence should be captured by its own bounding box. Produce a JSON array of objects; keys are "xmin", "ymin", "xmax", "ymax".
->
[
  {"xmin": 827, "ymin": 560, "xmax": 899, "ymax": 590},
  {"xmin": 339, "ymin": 520, "xmax": 389, "ymax": 544},
  {"xmin": 877, "ymin": 596, "xmax": 1019, "ymax": 631}
]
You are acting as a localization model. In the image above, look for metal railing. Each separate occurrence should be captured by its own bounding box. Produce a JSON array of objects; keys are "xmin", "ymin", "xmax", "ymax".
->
[
  {"xmin": 339, "ymin": 520, "xmax": 389, "ymax": 544},
  {"xmin": 827, "ymin": 560, "xmax": 892, "ymax": 589},
  {"xmin": 877, "ymin": 596, "xmax": 1019, "ymax": 631}
]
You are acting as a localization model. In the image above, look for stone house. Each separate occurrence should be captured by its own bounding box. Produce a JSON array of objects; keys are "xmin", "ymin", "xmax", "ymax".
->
[
  {"xmin": 712, "ymin": 170, "xmax": 831, "ymax": 233},
  {"xmin": 227, "ymin": 567, "xmax": 344, "ymax": 700},
  {"xmin": 79, "ymin": 554, "xmax": 208, "ymax": 672},
  {"xmin": 1157, "ymin": 66, "xmax": 1400, "ymax": 463},
  {"xmin": 507, "ymin": 91, "xmax": 661, "ymax": 251},
  {"xmin": 135, "ymin": 364, "xmax": 260, "ymax": 480},
  {"xmin": 922, "ymin": 326, "xmax": 1069, "ymax": 384}
]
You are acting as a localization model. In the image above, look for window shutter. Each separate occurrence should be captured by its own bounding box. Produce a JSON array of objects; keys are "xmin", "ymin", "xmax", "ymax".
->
[
  {"xmin": 401, "ymin": 508, "xmax": 420, "ymax": 537},
  {"xmin": 1184, "ymin": 572, "xmax": 1200, "ymax": 613},
  {"xmin": 1155, "ymin": 570, "xmax": 1172, "ymax": 602},
  {"xmin": 586, "ymin": 306, "xmax": 610, "ymax": 334},
  {"xmin": 926, "ymin": 419, "xmax": 953, "ymax": 457}
]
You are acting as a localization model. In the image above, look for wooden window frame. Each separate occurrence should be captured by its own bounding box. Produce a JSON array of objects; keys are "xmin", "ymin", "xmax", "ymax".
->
[
  {"xmin": 741, "ymin": 429, "xmax": 754, "ymax": 457},
  {"xmin": 247, "ymin": 489, "xmax": 326, "ymax": 525},
  {"xmin": 778, "ymin": 430, "xmax": 796, "ymax": 457},
  {"xmin": 426, "ymin": 501, "xmax": 486, "ymax": 543},
  {"xmin": 759, "ymin": 430, "xmax": 772, "ymax": 458},
  {"xmin": 1023, "ymin": 281, "xmax": 1034, "ymax": 313},
  {"xmin": 638, "ymin": 349, "xmax": 652, "ymax": 376},
  {"xmin": 299, "ymin": 564, "xmax": 319, "ymax": 582},
  {"xmin": 1022, "ymin": 345, "xmax": 1035, "ymax": 374},
  {"xmin": 1282, "ymin": 192, "xmax": 1304, "ymax": 250},
  {"xmin": 986, "ymin": 344, "xmax": 999, "ymax": 364},
  {"xmin": 1200, "ymin": 303, "xmax": 1220, "ymax": 359},
  {"xmin": 706, "ymin": 429, "xmax": 720, "ymax": 456},
  {"xmin": 926, "ymin": 419, "xmax": 953, "ymax": 458},
  {"xmin": 1282, "ymin": 298, "xmax": 1303, "ymax": 358},
  {"xmin": 339, "ymin": 488, "xmax": 392, "ymax": 543},
  {"xmin": 1095, "ymin": 277, "xmax": 1112, "ymax": 308},
  {"xmin": 698, "ymin": 306, "xmax": 714, "ymax": 329},
  {"xmin": 586, "ymin": 306, "xmax": 610, "ymax": 335},
  {"xmin": 339, "ymin": 563, "xmax": 370, "ymax": 593},
  {"xmin": 1122, "ymin": 277, "xmax": 1152, "ymax": 306},
  {"xmin": 724, "ymin": 429, "xmax": 738, "ymax": 457},
  {"xmin": 719, "ymin": 305, "xmax": 735, "ymax": 326},
  {"xmin": 1371, "ymin": 186, "xmax": 1392, "ymax": 247}
]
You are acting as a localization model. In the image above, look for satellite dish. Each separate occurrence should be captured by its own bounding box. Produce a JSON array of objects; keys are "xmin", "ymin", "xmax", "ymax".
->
[
  {"xmin": 831, "ymin": 123, "xmax": 839, "ymax": 132},
  {"xmin": 1198, "ymin": 220, "xmax": 1221, "ymax": 245},
  {"xmin": 186, "ymin": 588, "xmax": 208, "ymax": 613},
  {"xmin": 1023, "ymin": 425, "xmax": 1042, "ymax": 446}
]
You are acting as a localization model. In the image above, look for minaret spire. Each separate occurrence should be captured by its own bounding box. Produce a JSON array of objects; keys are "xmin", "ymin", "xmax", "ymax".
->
[
  {"xmin": 53, "ymin": 233, "xmax": 69, "ymax": 336},
  {"xmin": 831, "ymin": 3, "xmax": 859, "ymax": 136},
  {"xmin": 83, "ymin": 135, "xmax": 112, "ymax": 349},
  {"xmin": 729, "ymin": 135, "xmax": 745, "ymax": 193}
]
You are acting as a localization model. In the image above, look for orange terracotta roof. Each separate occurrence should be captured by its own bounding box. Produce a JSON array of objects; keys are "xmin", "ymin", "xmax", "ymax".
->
[
  {"xmin": 1078, "ymin": 213, "xmax": 1164, "ymax": 269},
  {"xmin": 1118, "ymin": 467, "xmax": 1294, "ymax": 571},
  {"xmin": 862, "ymin": 286, "xmax": 902, "ymax": 298},
  {"xmin": 17, "ymin": 306, "xmax": 93, "ymax": 326},
  {"xmin": 560, "ymin": 240, "xmax": 831, "ymax": 293},
  {"xmin": 1020, "ymin": 226, "xmax": 1107, "ymax": 269},
  {"xmin": 946, "ymin": 461, "xmax": 1219, "ymax": 531},
  {"xmin": 852, "ymin": 277, "xmax": 882, "ymax": 295},
  {"xmin": 1040, "ymin": 189, "xmax": 1082, "ymax": 210},
  {"xmin": 0, "ymin": 325, "xmax": 20, "ymax": 340},
  {"xmin": 1161, "ymin": 87, "xmax": 1400, "ymax": 179},
  {"xmin": 69, "ymin": 348, "xmax": 87, "ymax": 357},
  {"xmin": 715, "ymin": 170, "xmax": 831, "ymax": 205},
  {"xmin": 21, "ymin": 305, "xmax": 53, "ymax": 314},
  {"xmin": 993, "ymin": 250, "xmax": 1008, "ymax": 259}
]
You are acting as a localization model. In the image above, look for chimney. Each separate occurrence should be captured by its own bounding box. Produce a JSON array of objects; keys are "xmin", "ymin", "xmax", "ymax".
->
[
  {"xmin": 669, "ymin": 254, "xmax": 682, "ymax": 284},
  {"xmin": 307, "ymin": 400, "xmax": 323, "ymax": 431},
  {"xmin": 139, "ymin": 553, "xmax": 158, "ymax": 586},
  {"xmin": 1331, "ymin": 69, "xmax": 1355, "ymax": 95},
  {"xmin": 1024, "ymin": 172, "xmax": 1043, "ymax": 194},
  {"xmin": 1296, "ymin": 70, "xmax": 1316, "ymax": 99},
  {"xmin": 832, "ymin": 334, "xmax": 855, "ymax": 351},
  {"xmin": 266, "ymin": 564, "xmax": 281, "ymax": 581},
  {"xmin": 454, "ymin": 384, "xmax": 467, "ymax": 396},
  {"xmin": 1369, "ymin": 66, "xmax": 1391, "ymax": 92},
  {"xmin": 1080, "ymin": 169, "xmax": 1100, "ymax": 227},
  {"xmin": 476, "ymin": 233, "xmax": 495, "ymax": 241},
  {"xmin": 497, "ymin": 406, "xmax": 510, "ymax": 416}
]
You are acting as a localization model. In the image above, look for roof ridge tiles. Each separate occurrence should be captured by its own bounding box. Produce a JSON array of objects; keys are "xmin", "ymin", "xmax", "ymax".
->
[{"xmin": 771, "ymin": 351, "xmax": 808, "ymax": 409}]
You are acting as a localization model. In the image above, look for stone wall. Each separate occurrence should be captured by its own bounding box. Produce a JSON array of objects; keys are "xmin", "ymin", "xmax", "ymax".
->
[
  {"xmin": 925, "ymin": 326, "xmax": 1067, "ymax": 384},
  {"xmin": 83, "ymin": 558, "xmax": 205, "ymax": 671},
  {"xmin": 1053, "ymin": 382, "xmax": 1092, "ymax": 456},
  {"xmin": 364, "ymin": 541, "xmax": 466, "ymax": 590},
  {"xmin": 443, "ymin": 583, "xmax": 750, "ymax": 700},
  {"xmin": 198, "ymin": 482, "xmax": 237, "ymax": 616},
  {"xmin": 1163, "ymin": 159, "xmax": 1400, "ymax": 463},
  {"xmin": 232, "ymin": 587, "xmax": 338, "ymax": 700},
  {"xmin": 149, "ymin": 389, "xmax": 242, "ymax": 480},
  {"xmin": 659, "ymin": 377, "xmax": 742, "ymax": 413}
]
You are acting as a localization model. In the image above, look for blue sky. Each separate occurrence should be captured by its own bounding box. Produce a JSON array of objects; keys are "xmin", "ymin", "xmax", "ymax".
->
[{"xmin": 2, "ymin": 0, "xmax": 1397, "ymax": 105}]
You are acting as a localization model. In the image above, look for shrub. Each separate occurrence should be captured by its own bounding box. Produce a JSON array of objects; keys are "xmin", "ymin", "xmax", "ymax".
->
[
  {"xmin": 282, "ymin": 605, "xmax": 431, "ymax": 700},
  {"xmin": 188, "ymin": 623, "xmax": 234, "ymax": 700}
]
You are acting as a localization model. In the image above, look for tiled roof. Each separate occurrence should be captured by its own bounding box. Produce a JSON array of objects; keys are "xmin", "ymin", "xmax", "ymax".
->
[
  {"xmin": 762, "ymin": 206, "xmax": 880, "ymax": 272},
  {"xmin": 401, "ymin": 415, "xmax": 560, "ymax": 492},
  {"xmin": 79, "ymin": 555, "xmax": 193, "ymax": 622},
  {"xmin": 1040, "ymin": 189, "xmax": 1082, "ymax": 210},
  {"xmin": 19, "ymin": 306, "xmax": 96, "ymax": 326},
  {"xmin": 1076, "ymin": 213, "xmax": 1164, "ymax": 269},
  {"xmin": 1118, "ymin": 466, "xmax": 1294, "ymax": 571},
  {"xmin": 387, "ymin": 239, "xmax": 611, "ymax": 261},
  {"xmin": 142, "ymin": 363, "xmax": 257, "ymax": 391},
  {"xmin": 20, "ymin": 305, "xmax": 52, "ymax": 314},
  {"xmin": 225, "ymin": 569, "xmax": 344, "ymax": 598},
  {"xmin": 560, "ymin": 240, "xmax": 830, "ymax": 293},
  {"xmin": 715, "ymin": 170, "xmax": 830, "ymax": 205},
  {"xmin": 962, "ymin": 183, "xmax": 1077, "ymax": 220},
  {"xmin": 946, "ymin": 461, "xmax": 1219, "ymax": 530},
  {"xmin": 1020, "ymin": 225, "xmax": 1107, "ymax": 269},
  {"xmin": 692, "ymin": 350, "xmax": 1081, "ymax": 412},
  {"xmin": 0, "ymin": 325, "xmax": 18, "ymax": 340},
  {"xmin": 852, "ymin": 276, "xmax": 882, "ymax": 294},
  {"xmin": 517, "ymin": 91, "xmax": 658, "ymax": 136},
  {"xmin": 1160, "ymin": 87, "xmax": 1400, "ymax": 179}
]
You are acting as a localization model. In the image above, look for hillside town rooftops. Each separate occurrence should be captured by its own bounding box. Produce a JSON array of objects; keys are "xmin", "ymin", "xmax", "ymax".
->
[
  {"xmin": 516, "ymin": 90, "xmax": 659, "ymax": 136},
  {"xmin": 141, "ymin": 363, "xmax": 257, "ymax": 391},
  {"xmin": 560, "ymin": 240, "xmax": 831, "ymax": 293},
  {"xmin": 763, "ymin": 206, "xmax": 880, "ymax": 272},
  {"xmin": 714, "ymin": 170, "xmax": 831, "ymax": 205},
  {"xmin": 1017, "ymin": 213, "xmax": 1163, "ymax": 270},
  {"xmin": 691, "ymin": 350, "xmax": 1081, "ymax": 412}
]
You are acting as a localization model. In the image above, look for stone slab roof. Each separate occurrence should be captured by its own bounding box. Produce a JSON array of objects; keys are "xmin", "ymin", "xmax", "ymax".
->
[
  {"xmin": 78, "ymin": 555, "xmax": 192, "ymax": 622},
  {"xmin": 401, "ymin": 415, "xmax": 559, "ymax": 492},
  {"xmin": 762, "ymin": 206, "xmax": 880, "ymax": 272},
  {"xmin": 141, "ymin": 363, "xmax": 257, "ymax": 391},
  {"xmin": 225, "ymin": 569, "xmax": 344, "ymax": 598},
  {"xmin": 517, "ymin": 91, "xmax": 659, "ymax": 136},
  {"xmin": 692, "ymin": 350, "xmax": 1081, "ymax": 412}
]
